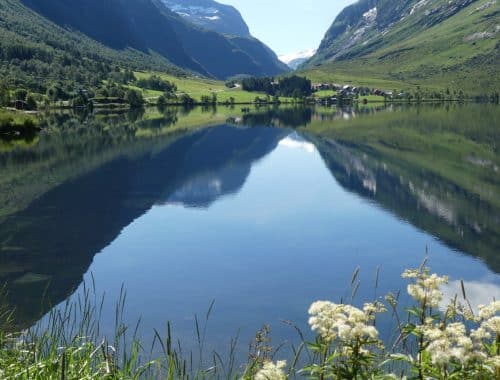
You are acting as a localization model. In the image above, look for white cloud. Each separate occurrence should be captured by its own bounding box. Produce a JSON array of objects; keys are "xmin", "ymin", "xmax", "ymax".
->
[{"xmin": 441, "ymin": 280, "xmax": 500, "ymax": 313}]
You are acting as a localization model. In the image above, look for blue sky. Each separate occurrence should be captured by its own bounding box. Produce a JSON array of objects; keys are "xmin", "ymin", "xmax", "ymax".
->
[{"xmin": 220, "ymin": 0, "xmax": 355, "ymax": 55}]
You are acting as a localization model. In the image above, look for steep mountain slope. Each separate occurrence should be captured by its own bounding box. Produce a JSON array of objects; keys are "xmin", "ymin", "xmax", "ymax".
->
[
  {"xmin": 15, "ymin": 0, "xmax": 286, "ymax": 79},
  {"xmin": 157, "ymin": 6, "xmax": 289, "ymax": 79},
  {"xmin": 21, "ymin": 0, "xmax": 207, "ymax": 74},
  {"xmin": 162, "ymin": 0, "xmax": 250, "ymax": 36},
  {"xmin": 0, "ymin": 0, "xmax": 189, "ymax": 96},
  {"xmin": 305, "ymin": 0, "xmax": 499, "ymax": 93}
]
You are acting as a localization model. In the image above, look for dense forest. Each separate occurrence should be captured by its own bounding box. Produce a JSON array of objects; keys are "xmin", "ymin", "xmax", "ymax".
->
[{"xmin": 242, "ymin": 75, "xmax": 312, "ymax": 98}]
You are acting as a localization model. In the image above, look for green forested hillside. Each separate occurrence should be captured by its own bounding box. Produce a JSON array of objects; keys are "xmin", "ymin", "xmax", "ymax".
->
[
  {"xmin": 19, "ymin": 0, "xmax": 209, "ymax": 75},
  {"xmin": 304, "ymin": 0, "xmax": 499, "ymax": 94},
  {"xmin": 0, "ymin": 0, "xmax": 190, "ymax": 103},
  {"xmin": 0, "ymin": 0, "xmax": 287, "ymax": 105}
]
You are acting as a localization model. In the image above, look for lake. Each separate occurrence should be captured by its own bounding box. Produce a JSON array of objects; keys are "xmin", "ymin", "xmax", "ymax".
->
[{"xmin": 0, "ymin": 104, "xmax": 499, "ymax": 363}]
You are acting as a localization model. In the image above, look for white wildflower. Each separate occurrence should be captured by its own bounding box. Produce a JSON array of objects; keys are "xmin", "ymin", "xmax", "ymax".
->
[
  {"xmin": 363, "ymin": 302, "xmax": 387, "ymax": 316},
  {"xmin": 254, "ymin": 360, "xmax": 287, "ymax": 380},
  {"xmin": 478, "ymin": 300, "xmax": 500, "ymax": 320},
  {"xmin": 472, "ymin": 316, "xmax": 500, "ymax": 341},
  {"xmin": 485, "ymin": 316, "xmax": 500, "ymax": 334},
  {"xmin": 455, "ymin": 303, "xmax": 477, "ymax": 322},
  {"xmin": 471, "ymin": 326, "xmax": 491, "ymax": 340},
  {"xmin": 471, "ymin": 300, "xmax": 500, "ymax": 343},
  {"xmin": 423, "ymin": 322, "xmax": 476, "ymax": 366},
  {"xmin": 401, "ymin": 269, "xmax": 420, "ymax": 279},
  {"xmin": 486, "ymin": 355, "xmax": 500, "ymax": 370},
  {"xmin": 402, "ymin": 268, "xmax": 448, "ymax": 307},
  {"xmin": 308, "ymin": 301, "xmax": 383, "ymax": 344}
]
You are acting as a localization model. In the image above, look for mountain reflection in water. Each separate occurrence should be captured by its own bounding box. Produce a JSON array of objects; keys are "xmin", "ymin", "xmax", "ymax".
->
[
  {"xmin": 0, "ymin": 125, "xmax": 287, "ymax": 327},
  {"xmin": 0, "ymin": 104, "xmax": 498, "ymax": 336}
]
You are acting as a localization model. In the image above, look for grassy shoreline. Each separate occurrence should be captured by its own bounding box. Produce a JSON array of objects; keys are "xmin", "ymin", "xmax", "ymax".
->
[
  {"xmin": 0, "ymin": 109, "xmax": 39, "ymax": 137},
  {"xmin": 0, "ymin": 265, "xmax": 499, "ymax": 379}
]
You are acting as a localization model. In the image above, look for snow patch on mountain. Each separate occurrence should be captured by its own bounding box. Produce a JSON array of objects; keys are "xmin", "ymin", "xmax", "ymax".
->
[
  {"xmin": 161, "ymin": 0, "xmax": 250, "ymax": 37},
  {"xmin": 167, "ymin": 4, "xmax": 219, "ymax": 17},
  {"xmin": 279, "ymin": 49, "xmax": 317, "ymax": 64},
  {"xmin": 279, "ymin": 49, "xmax": 317, "ymax": 69},
  {"xmin": 363, "ymin": 7, "xmax": 377, "ymax": 22}
]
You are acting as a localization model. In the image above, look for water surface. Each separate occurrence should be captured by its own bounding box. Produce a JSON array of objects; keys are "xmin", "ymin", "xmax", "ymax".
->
[{"xmin": 0, "ymin": 104, "xmax": 498, "ymax": 358}]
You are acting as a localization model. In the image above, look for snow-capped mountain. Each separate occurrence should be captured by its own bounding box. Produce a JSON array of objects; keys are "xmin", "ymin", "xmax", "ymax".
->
[
  {"xmin": 161, "ymin": 0, "xmax": 250, "ymax": 36},
  {"xmin": 279, "ymin": 49, "xmax": 317, "ymax": 69}
]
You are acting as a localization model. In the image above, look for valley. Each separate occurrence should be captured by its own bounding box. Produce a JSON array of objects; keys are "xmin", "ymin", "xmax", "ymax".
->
[{"xmin": 0, "ymin": 1, "xmax": 499, "ymax": 378}]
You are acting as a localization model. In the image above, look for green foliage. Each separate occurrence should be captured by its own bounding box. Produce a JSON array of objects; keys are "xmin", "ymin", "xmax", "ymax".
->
[
  {"xmin": 242, "ymin": 76, "xmax": 277, "ymax": 94},
  {"xmin": 46, "ymin": 83, "xmax": 69, "ymax": 102},
  {"xmin": 179, "ymin": 93, "xmax": 195, "ymax": 106},
  {"xmin": 70, "ymin": 91, "xmax": 92, "ymax": 109},
  {"xmin": 13, "ymin": 89, "xmax": 28, "ymax": 102},
  {"xmin": 0, "ymin": 83, "xmax": 10, "ymax": 107},
  {"xmin": 25, "ymin": 95, "xmax": 37, "ymax": 111},
  {"xmin": 108, "ymin": 68, "xmax": 135, "ymax": 85},
  {"xmin": 278, "ymin": 76, "xmax": 312, "ymax": 98},
  {"xmin": 198, "ymin": 92, "xmax": 218, "ymax": 105},
  {"xmin": 157, "ymin": 95, "xmax": 168, "ymax": 109},
  {"xmin": 125, "ymin": 90, "xmax": 145, "ymax": 109},
  {"xmin": 0, "ymin": 110, "xmax": 38, "ymax": 135},
  {"xmin": 136, "ymin": 75, "xmax": 177, "ymax": 94},
  {"xmin": 242, "ymin": 75, "xmax": 312, "ymax": 98}
]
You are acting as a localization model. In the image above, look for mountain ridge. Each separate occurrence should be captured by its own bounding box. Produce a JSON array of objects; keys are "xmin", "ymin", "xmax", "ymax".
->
[{"xmin": 15, "ymin": 0, "xmax": 287, "ymax": 80}]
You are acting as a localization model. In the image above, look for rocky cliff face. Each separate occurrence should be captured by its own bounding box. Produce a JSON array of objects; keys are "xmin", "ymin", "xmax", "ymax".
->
[{"xmin": 161, "ymin": 0, "xmax": 250, "ymax": 36}]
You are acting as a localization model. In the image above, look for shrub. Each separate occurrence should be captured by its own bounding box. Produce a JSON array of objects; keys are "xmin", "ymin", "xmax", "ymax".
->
[
  {"xmin": 26, "ymin": 95, "xmax": 37, "ymax": 110},
  {"xmin": 126, "ymin": 89, "xmax": 144, "ymax": 108}
]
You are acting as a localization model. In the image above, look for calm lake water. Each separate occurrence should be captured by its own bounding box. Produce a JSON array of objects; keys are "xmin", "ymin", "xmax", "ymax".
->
[{"xmin": 0, "ymin": 104, "xmax": 499, "ymax": 360}]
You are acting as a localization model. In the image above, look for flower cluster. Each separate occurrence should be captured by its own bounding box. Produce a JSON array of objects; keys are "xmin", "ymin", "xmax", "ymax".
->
[
  {"xmin": 254, "ymin": 360, "xmax": 287, "ymax": 380},
  {"xmin": 308, "ymin": 301, "xmax": 384, "ymax": 344},
  {"xmin": 472, "ymin": 300, "xmax": 500, "ymax": 341},
  {"xmin": 301, "ymin": 268, "xmax": 500, "ymax": 379},
  {"xmin": 401, "ymin": 269, "xmax": 500, "ymax": 375},
  {"xmin": 420, "ymin": 322, "xmax": 477, "ymax": 366},
  {"xmin": 486, "ymin": 355, "xmax": 500, "ymax": 371},
  {"xmin": 478, "ymin": 300, "xmax": 500, "ymax": 320},
  {"xmin": 402, "ymin": 268, "xmax": 448, "ymax": 307}
]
